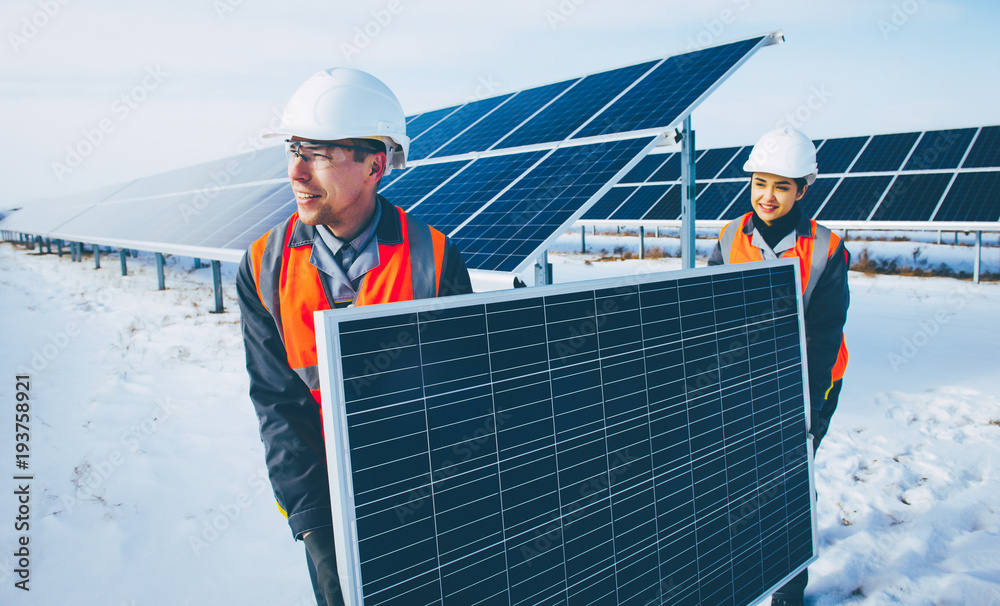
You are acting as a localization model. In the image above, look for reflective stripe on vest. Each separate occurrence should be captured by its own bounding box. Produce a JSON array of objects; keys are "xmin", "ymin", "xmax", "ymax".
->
[
  {"xmin": 250, "ymin": 207, "xmax": 446, "ymax": 405},
  {"xmin": 718, "ymin": 212, "xmax": 848, "ymax": 382}
]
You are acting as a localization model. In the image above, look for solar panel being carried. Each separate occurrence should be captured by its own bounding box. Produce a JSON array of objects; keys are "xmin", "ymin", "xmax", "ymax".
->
[{"xmin": 316, "ymin": 259, "xmax": 816, "ymax": 606}]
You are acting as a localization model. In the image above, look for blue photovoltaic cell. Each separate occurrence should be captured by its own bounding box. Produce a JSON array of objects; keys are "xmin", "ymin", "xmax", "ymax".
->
[
  {"xmin": 796, "ymin": 177, "xmax": 839, "ymax": 220},
  {"xmin": 650, "ymin": 153, "xmax": 682, "ymax": 182},
  {"xmin": 716, "ymin": 146, "xmax": 752, "ymax": 179},
  {"xmin": 620, "ymin": 154, "xmax": 670, "ymax": 184},
  {"xmin": 869, "ymin": 173, "xmax": 953, "ymax": 222},
  {"xmin": 376, "ymin": 166, "xmax": 412, "ymax": 192},
  {"xmin": 696, "ymin": 181, "xmax": 749, "ymax": 221},
  {"xmin": 380, "ymin": 160, "xmax": 471, "ymax": 211},
  {"xmin": 433, "ymin": 80, "xmax": 576, "ymax": 158},
  {"xmin": 406, "ymin": 151, "xmax": 547, "ymax": 235},
  {"xmin": 581, "ymin": 186, "xmax": 637, "ymax": 220},
  {"xmin": 453, "ymin": 138, "xmax": 654, "ymax": 272},
  {"xmin": 497, "ymin": 61, "xmax": 657, "ymax": 150},
  {"xmin": 407, "ymin": 95, "xmax": 513, "ymax": 161},
  {"xmin": 319, "ymin": 261, "xmax": 814, "ymax": 606},
  {"xmin": 933, "ymin": 171, "xmax": 1000, "ymax": 222},
  {"xmin": 962, "ymin": 126, "xmax": 1000, "ymax": 168},
  {"xmin": 610, "ymin": 184, "xmax": 671, "ymax": 220},
  {"xmin": 815, "ymin": 137, "xmax": 868, "ymax": 174},
  {"xmin": 695, "ymin": 147, "xmax": 742, "ymax": 180},
  {"xmin": 849, "ymin": 132, "xmax": 920, "ymax": 173},
  {"xmin": 903, "ymin": 128, "xmax": 976, "ymax": 171},
  {"xmin": 404, "ymin": 106, "xmax": 461, "ymax": 141},
  {"xmin": 816, "ymin": 176, "xmax": 893, "ymax": 221},
  {"xmin": 574, "ymin": 37, "xmax": 764, "ymax": 139},
  {"xmin": 643, "ymin": 184, "xmax": 682, "ymax": 220}
]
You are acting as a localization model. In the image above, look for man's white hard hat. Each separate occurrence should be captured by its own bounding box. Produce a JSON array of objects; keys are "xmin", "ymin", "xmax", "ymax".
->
[
  {"xmin": 743, "ymin": 126, "xmax": 818, "ymax": 185},
  {"xmin": 264, "ymin": 67, "xmax": 409, "ymax": 172}
]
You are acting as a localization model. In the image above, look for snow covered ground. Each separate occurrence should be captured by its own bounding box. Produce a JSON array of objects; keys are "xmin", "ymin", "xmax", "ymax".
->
[{"xmin": 1, "ymin": 236, "xmax": 999, "ymax": 606}]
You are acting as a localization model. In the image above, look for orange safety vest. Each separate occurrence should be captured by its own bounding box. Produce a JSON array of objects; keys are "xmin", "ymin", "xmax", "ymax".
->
[
  {"xmin": 719, "ymin": 212, "xmax": 849, "ymax": 385},
  {"xmin": 248, "ymin": 206, "xmax": 447, "ymax": 407}
]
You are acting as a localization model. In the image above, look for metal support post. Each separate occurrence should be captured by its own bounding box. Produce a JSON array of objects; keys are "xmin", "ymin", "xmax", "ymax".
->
[
  {"xmin": 680, "ymin": 115, "xmax": 697, "ymax": 270},
  {"xmin": 71, "ymin": 243, "xmax": 78, "ymax": 262},
  {"xmin": 974, "ymin": 231, "xmax": 982, "ymax": 284},
  {"xmin": 581, "ymin": 226, "xmax": 586, "ymax": 254},
  {"xmin": 212, "ymin": 261, "xmax": 224, "ymax": 313},
  {"xmin": 937, "ymin": 230, "xmax": 942, "ymax": 245},
  {"xmin": 94, "ymin": 245, "xmax": 100, "ymax": 269},
  {"xmin": 639, "ymin": 226, "xmax": 645, "ymax": 259},
  {"xmin": 156, "ymin": 253, "xmax": 166, "ymax": 290},
  {"xmin": 57, "ymin": 239, "xmax": 63, "ymax": 257},
  {"xmin": 534, "ymin": 250, "xmax": 551, "ymax": 286},
  {"xmin": 120, "ymin": 249, "xmax": 128, "ymax": 276},
  {"xmin": 194, "ymin": 258, "xmax": 202, "ymax": 269}
]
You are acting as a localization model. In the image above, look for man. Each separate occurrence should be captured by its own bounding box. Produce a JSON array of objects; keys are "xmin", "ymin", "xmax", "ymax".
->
[
  {"xmin": 236, "ymin": 67, "xmax": 473, "ymax": 606},
  {"xmin": 708, "ymin": 126, "xmax": 849, "ymax": 606}
]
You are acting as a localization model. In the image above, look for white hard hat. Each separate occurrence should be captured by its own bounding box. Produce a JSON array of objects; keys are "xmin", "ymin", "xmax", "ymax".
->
[
  {"xmin": 743, "ymin": 126, "xmax": 818, "ymax": 185},
  {"xmin": 264, "ymin": 67, "xmax": 409, "ymax": 171}
]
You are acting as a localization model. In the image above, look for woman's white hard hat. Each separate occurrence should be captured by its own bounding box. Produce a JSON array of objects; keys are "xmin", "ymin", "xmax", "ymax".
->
[
  {"xmin": 743, "ymin": 126, "xmax": 818, "ymax": 185},
  {"xmin": 264, "ymin": 67, "xmax": 409, "ymax": 172}
]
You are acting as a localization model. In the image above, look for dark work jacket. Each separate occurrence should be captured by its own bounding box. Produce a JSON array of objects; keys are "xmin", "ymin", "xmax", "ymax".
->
[
  {"xmin": 708, "ymin": 211, "xmax": 850, "ymax": 417},
  {"xmin": 237, "ymin": 195, "xmax": 473, "ymax": 539}
]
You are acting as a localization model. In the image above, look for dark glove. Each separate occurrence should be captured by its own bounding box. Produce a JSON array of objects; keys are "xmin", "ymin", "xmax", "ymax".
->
[{"xmin": 303, "ymin": 528, "xmax": 345, "ymax": 606}]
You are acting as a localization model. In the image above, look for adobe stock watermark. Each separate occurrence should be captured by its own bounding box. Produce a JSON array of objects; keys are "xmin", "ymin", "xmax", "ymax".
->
[
  {"xmin": 8, "ymin": 0, "xmax": 72, "ymax": 55},
  {"xmin": 178, "ymin": 159, "xmax": 244, "ymax": 222},
  {"xmin": 51, "ymin": 66, "xmax": 169, "ymax": 181},
  {"xmin": 213, "ymin": 0, "xmax": 245, "ymax": 21},
  {"xmin": 886, "ymin": 283, "xmax": 973, "ymax": 371},
  {"xmin": 55, "ymin": 398, "xmax": 177, "ymax": 516},
  {"xmin": 16, "ymin": 286, "xmax": 119, "ymax": 374},
  {"xmin": 878, "ymin": 0, "xmax": 929, "ymax": 40},
  {"xmin": 545, "ymin": 0, "xmax": 589, "ymax": 30},
  {"xmin": 187, "ymin": 468, "xmax": 271, "ymax": 555},
  {"xmin": 774, "ymin": 84, "xmax": 834, "ymax": 131},
  {"xmin": 681, "ymin": 0, "xmax": 752, "ymax": 55},
  {"xmin": 340, "ymin": 0, "xmax": 404, "ymax": 62}
]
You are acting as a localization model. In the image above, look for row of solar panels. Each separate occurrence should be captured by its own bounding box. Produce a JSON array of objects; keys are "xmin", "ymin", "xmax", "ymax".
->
[
  {"xmin": 1, "ymin": 34, "xmax": 780, "ymax": 274},
  {"xmin": 581, "ymin": 126, "xmax": 1000, "ymax": 225}
]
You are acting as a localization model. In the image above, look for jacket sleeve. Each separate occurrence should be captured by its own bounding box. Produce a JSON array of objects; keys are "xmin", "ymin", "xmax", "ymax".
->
[
  {"xmin": 803, "ymin": 240, "xmax": 850, "ymax": 414},
  {"xmin": 439, "ymin": 237, "xmax": 474, "ymax": 296},
  {"xmin": 236, "ymin": 251, "xmax": 332, "ymax": 539},
  {"xmin": 707, "ymin": 241, "xmax": 724, "ymax": 266}
]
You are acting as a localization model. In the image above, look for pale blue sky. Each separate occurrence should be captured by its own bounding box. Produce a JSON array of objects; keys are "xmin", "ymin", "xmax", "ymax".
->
[{"xmin": 2, "ymin": 0, "xmax": 998, "ymax": 206}]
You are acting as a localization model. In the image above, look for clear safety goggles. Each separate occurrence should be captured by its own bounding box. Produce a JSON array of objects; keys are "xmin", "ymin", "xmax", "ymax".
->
[{"xmin": 285, "ymin": 139, "xmax": 382, "ymax": 169}]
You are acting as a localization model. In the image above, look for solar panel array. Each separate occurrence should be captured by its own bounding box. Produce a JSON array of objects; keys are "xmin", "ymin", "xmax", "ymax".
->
[
  {"xmin": 2, "ymin": 34, "xmax": 780, "ymax": 272},
  {"xmin": 581, "ymin": 125, "xmax": 1000, "ymax": 227},
  {"xmin": 316, "ymin": 259, "xmax": 815, "ymax": 606}
]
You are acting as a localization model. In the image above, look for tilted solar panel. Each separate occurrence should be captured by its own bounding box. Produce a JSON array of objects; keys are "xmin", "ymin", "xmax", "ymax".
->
[
  {"xmin": 650, "ymin": 153, "xmax": 683, "ymax": 183},
  {"xmin": 796, "ymin": 177, "xmax": 839, "ymax": 221},
  {"xmin": 433, "ymin": 80, "xmax": 576, "ymax": 158},
  {"xmin": 815, "ymin": 137, "xmax": 868, "ymax": 174},
  {"xmin": 573, "ymin": 37, "xmax": 766, "ymax": 139},
  {"xmin": 815, "ymin": 175, "xmax": 892, "ymax": 221},
  {"xmin": 496, "ymin": 61, "xmax": 658, "ymax": 150},
  {"xmin": 379, "ymin": 160, "xmax": 472, "ymax": 212},
  {"xmin": 695, "ymin": 147, "xmax": 742, "ymax": 180},
  {"xmin": 715, "ymin": 147, "xmax": 752, "ymax": 180},
  {"xmin": 610, "ymin": 184, "xmax": 672, "ymax": 221},
  {"xmin": 581, "ymin": 186, "xmax": 638, "ymax": 221},
  {"xmin": 405, "ymin": 106, "xmax": 462, "ymax": 141},
  {"xmin": 620, "ymin": 154, "xmax": 671, "ymax": 185},
  {"xmin": 962, "ymin": 126, "xmax": 1000, "ymax": 168},
  {"xmin": 696, "ymin": 181, "xmax": 749, "ymax": 221},
  {"xmin": 933, "ymin": 171, "xmax": 1000, "ymax": 222},
  {"xmin": 407, "ymin": 95, "xmax": 513, "ymax": 161},
  {"xmin": 452, "ymin": 137, "xmax": 658, "ymax": 272},
  {"xmin": 903, "ymin": 128, "xmax": 976, "ymax": 171},
  {"xmin": 644, "ymin": 184, "xmax": 683, "ymax": 221},
  {"xmin": 869, "ymin": 173, "xmax": 953, "ymax": 222},
  {"xmin": 316, "ymin": 259, "xmax": 816, "ymax": 606},
  {"xmin": 406, "ymin": 151, "xmax": 547, "ymax": 235},
  {"xmin": 849, "ymin": 132, "xmax": 919, "ymax": 173}
]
